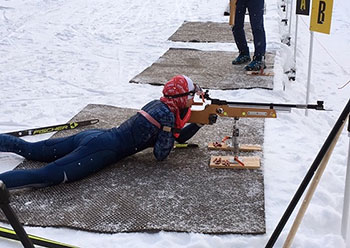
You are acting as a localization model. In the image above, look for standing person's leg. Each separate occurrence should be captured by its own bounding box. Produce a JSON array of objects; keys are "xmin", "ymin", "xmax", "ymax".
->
[
  {"xmin": 247, "ymin": 0, "xmax": 266, "ymax": 60},
  {"xmin": 232, "ymin": 0, "xmax": 251, "ymax": 64},
  {"xmin": 244, "ymin": 0, "xmax": 266, "ymax": 71}
]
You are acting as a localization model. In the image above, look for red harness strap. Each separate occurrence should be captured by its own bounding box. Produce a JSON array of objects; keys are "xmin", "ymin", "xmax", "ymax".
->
[
  {"xmin": 138, "ymin": 110, "xmax": 161, "ymax": 128},
  {"xmin": 138, "ymin": 110, "xmax": 173, "ymax": 133}
]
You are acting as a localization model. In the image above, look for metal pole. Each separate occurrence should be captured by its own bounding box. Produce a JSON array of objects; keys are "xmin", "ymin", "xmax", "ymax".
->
[
  {"xmin": 285, "ymin": 0, "xmax": 289, "ymax": 23},
  {"xmin": 293, "ymin": 15, "xmax": 299, "ymax": 66},
  {"xmin": 305, "ymin": 31, "xmax": 314, "ymax": 116},
  {"xmin": 341, "ymin": 115, "xmax": 350, "ymax": 240},
  {"xmin": 288, "ymin": 0, "xmax": 294, "ymax": 39},
  {"xmin": 0, "ymin": 181, "xmax": 34, "ymax": 248},
  {"xmin": 232, "ymin": 117, "xmax": 239, "ymax": 157}
]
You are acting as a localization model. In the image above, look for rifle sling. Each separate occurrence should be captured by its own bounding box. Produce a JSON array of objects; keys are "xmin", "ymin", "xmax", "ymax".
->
[{"xmin": 138, "ymin": 110, "xmax": 180, "ymax": 134}]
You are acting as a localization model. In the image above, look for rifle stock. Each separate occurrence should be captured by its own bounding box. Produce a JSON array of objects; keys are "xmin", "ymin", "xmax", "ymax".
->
[{"xmin": 189, "ymin": 104, "xmax": 277, "ymax": 124}]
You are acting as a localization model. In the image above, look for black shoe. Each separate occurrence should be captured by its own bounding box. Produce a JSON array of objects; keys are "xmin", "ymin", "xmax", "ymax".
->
[
  {"xmin": 232, "ymin": 53, "xmax": 251, "ymax": 65},
  {"xmin": 244, "ymin": 56, "xmax": 266, "ymax": 71}
]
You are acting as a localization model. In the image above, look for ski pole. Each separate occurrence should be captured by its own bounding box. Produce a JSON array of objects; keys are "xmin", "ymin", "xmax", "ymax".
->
[
  {"xmin": 283, "ymin": 115, "xmax": 346, "ymax": 247},
  {"xmin": 265, "ymin": 99, "xmax": 350, "ymax": 248},
  {"xmin": 0, "ymin": 181, "xmax": 34, "ymax": 248},
  {"xmin": 0, "ymin": 225, "xmax": 79, "ymax": 248}
]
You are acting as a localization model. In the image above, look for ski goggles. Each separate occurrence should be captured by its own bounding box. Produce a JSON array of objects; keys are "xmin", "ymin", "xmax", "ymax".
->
[{"xmin": 164, "ymin": 84, "xmax": 203, "ymax": 99}]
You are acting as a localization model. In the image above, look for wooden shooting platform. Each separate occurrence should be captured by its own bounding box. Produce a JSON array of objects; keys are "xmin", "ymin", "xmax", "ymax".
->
[
  {"xmin": 208, "ymin": 142, "xmax": 262, "ymax": 152},
  {"xmin": 129, "ymin": 48, "xmax": 275, "ymax": 90},
  {"xmin": 1, "ymin": 104, "xmax": 266, "ymax": 234},
  {"xmin": 168, "ymin": 21, "xmax": 252, "ymax": 43},
  {"xmin": 210, "ymin": 156, "xmax": 260, "ymax": 169}
]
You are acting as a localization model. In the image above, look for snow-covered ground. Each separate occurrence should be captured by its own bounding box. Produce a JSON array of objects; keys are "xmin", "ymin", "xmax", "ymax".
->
[{"xmin": 0, "ymin": 0, "xmax": 349, "ymax": 247}]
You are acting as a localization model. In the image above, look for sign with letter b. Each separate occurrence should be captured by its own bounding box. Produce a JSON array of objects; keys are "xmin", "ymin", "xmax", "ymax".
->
[{"xmin": 310, "ymin": 0, "xmax": 334, "ymax": 34}]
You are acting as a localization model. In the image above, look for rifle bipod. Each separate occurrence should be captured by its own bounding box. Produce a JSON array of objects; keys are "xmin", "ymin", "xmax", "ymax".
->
[
  {"xmin": 209, "ymin": 117, "xmax": 262, "ymax": 169},
  {"xmin": 208, "ymin": 117, "xmax": 262, "ymax": 152}
]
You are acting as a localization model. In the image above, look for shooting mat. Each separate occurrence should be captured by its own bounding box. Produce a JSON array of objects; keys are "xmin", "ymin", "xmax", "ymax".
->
[
  {"xmin": 129, "ymin": 48, "xmax": 274, "ymax": 90},
  {"xmin": 0, "ymin": 104, "xmax": 266, "ymax": 234},
  {"xmin": 168, "ymin": 21, "xmax": 253, "ymax": 43}
]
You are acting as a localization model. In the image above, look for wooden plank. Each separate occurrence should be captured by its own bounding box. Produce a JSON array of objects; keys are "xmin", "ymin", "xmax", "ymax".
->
[
  {"xmin": 208, "ymin": 142, "xmax": 262, "ymax": 151},
  {"xmin": 246, "ymin": 70, "xmax": 274, "ymax": 77},
  {"xmin": 209, "ymin": 156, "xmax": 260, "ymax": 169}
]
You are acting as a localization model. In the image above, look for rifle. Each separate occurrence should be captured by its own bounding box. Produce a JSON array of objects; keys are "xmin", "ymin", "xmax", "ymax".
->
[
  {"xmin": 189, "ymin": 90, "xmax": 325, "ymax": 124},
  {"xmin": 188, "ymin": 91, "xmax": 325, "ymax": 169}
]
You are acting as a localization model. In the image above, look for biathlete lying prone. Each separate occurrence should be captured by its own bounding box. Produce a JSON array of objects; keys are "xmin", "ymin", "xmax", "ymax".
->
[{"xmin": 0, "ymin": 75, "xmax": 203, "ymax": 189}]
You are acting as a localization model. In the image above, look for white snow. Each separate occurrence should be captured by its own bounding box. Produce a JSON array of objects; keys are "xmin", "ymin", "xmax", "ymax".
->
[{"xmin": 0, "ymin": 0, "xmax": 349, "ymax": 247}]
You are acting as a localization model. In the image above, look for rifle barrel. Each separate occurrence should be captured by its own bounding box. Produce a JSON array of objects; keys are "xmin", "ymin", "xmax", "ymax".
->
[{"xmin": 209, "ymin": 99, "xmax": 324, "ymax": 111}]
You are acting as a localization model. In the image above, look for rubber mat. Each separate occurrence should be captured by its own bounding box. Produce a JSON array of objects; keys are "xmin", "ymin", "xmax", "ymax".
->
[
  {"xmin": 168, "ymin": 21, "xmax": 252, "ymax": 43},
  {"xmin": 0, "ymin": 104, "xmax": 266, "ymax": 234},
  {"xmin": 129, "ymin": 48, "xmax": 274, "ymax": 90}
]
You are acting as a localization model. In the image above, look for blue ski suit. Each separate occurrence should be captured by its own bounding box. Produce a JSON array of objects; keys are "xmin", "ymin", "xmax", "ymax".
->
[
  {"xmin": 0, "ymin": 100, "xmax": 201, "ymax": 189},
  {"xmin": 232, "ymin": 0, "xmax": 266, "ymax": 58}
]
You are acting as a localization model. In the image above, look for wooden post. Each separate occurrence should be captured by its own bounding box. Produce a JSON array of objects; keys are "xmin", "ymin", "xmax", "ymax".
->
[
  {"xmin": 283, "ymin": 120, "xmax": 346, "ymax": 248},
  {"xmin": 229, "ymin": 0, "xmax": 237, "ymax": 26}
]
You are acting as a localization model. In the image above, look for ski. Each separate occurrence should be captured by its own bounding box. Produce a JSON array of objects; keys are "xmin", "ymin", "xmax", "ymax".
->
[
  {"xmin": 4, "ymin": 119, "xmax": 99, "ymax": 137},
  {"xmin": 0, "ymin": 225, "xmax": 79, "ymax": 248}
]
